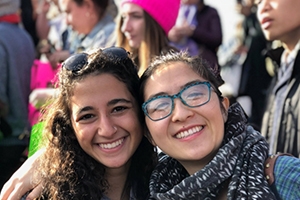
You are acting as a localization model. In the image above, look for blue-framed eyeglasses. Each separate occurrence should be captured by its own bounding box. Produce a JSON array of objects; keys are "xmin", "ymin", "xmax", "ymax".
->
[
  {"xmin": 142, "ymin": 82, "xmax": 212, "ymax": 121},
  {"xmin": 62, "ymin": 47, "xmax": 129, "ymax": 73}
]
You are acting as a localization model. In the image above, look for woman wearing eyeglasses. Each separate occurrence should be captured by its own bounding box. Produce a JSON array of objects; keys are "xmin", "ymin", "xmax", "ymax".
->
[
  {"xmin": 139, "ymin": 51, "xmax": 300, "ymax": 200},
  {"xmin": 0, "ymin": 47, "xmax": 157, "ymax": 200}
]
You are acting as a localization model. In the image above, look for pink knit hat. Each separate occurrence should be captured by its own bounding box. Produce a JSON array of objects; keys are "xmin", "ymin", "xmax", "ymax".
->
[{"xmin": 121, "ymin": 0, "xmax": 180, "ymax": 34}]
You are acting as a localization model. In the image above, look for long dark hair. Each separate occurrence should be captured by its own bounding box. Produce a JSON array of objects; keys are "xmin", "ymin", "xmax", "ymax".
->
[{"xmin": 37, "ymin": 48, "xmax": 157, "ymax": 199}]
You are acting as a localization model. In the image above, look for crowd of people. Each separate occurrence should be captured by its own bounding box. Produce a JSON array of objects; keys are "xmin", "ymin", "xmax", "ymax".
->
[{"xmin": 1, "ymin": 0, "xmax": 300, "ymax": 199}]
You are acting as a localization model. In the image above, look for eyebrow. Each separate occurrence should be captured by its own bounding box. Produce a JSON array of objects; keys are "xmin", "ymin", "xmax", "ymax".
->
[
  {"xmin": 107, "ymin": 98, "xmax": 132, "ymax": 106},
  {"xmin": 74, "ymin": 98, "xmax": 132, "ymax": 116},
  {"xmin": 147, "ymin": 80, "xmax": 203, "ymax": 100}
]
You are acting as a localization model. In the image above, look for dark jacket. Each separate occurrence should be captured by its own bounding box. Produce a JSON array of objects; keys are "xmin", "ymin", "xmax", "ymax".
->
[
  {"xmin": 261, "ymin": 47, "xmax": 300, "ymax": 157},
  {"xmin": 237, "ymin": 12, "xmax": 272, "ymax": 129},
  {"xmin": 191, "ymin": 5, "xmax": 222, "ymax": 68}
]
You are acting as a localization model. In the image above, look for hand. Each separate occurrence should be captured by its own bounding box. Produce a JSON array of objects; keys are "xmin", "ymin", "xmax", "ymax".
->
[
  {"xmin": 47, "ymin": 50, "xmax": 70, "ymax": 69},
  {"xmin": 0, "ymin": 149, "xmax": 45, "ymax": 200},
  {"xmin": 29, "ymin": 88, "xmax": 56, "ymax": 109},
  {"xmin": 37, "ymin": 39, "xmax": 55, "ymax": 54},
  {"xmin": 168, "ymin": 27, "xmax": 184, "ymax": 43}
]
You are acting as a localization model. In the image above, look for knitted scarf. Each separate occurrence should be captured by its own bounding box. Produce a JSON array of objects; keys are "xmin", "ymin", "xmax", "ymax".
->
[{"xmin": 149, "ymin": 103, "xmax": 276, "ymax": 200}]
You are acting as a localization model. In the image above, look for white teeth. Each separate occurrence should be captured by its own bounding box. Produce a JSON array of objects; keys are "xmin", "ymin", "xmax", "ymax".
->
[
  {"xmin": 175, "ymin": 126, "xmax": 203, "ymax": 139},
  {"xmin": 99, "ymin": 138, "xmax": 124, "ymax": 149}
]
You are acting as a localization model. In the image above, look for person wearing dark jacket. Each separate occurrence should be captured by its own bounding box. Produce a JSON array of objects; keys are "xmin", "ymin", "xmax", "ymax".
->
[
  {"xmin": 168, "ymin": 0, "xmax": 222, "ymax": 69},
  {"xmin": 235, "ymin": 0, "xmax": 272, "ymax": 130},
  {"xmin": 257, "ymin": 0, "xmax": 300, "ymax": 157}
]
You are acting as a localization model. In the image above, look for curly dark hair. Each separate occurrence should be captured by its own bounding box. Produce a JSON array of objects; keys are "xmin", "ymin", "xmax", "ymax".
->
[{"xmin": 36, "ymin": 47, "xmax": 157, "ymax": 199}]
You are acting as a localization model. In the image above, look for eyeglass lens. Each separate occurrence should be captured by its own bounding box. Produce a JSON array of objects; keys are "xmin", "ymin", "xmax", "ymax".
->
[{"xmin": 143, "ymin": 82, "xmax": 211, "ymax": 121}]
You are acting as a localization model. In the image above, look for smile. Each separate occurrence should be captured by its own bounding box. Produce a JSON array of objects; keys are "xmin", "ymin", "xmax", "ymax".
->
[
  {"xmin": 99, "ymin": 138, "xmax": 124, "ymax": 149},
  {"xmin": 175, "ymin": 126, "xmax": 203, "ymax": 139}
]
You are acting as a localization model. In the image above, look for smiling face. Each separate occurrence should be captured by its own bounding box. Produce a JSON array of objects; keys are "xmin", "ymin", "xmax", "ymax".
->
[
  {"xmin": 143, "ymin": 62, "xmax": 229, "ymax": 173},
  {"xmin": 256, "ymin": 0, "xmax": 300, "ymax": 48},
  {"xmin": 120, "ymin": 3, "xmax": 146, "ymax": 49},
  {"xmin": 70, "ymin": 73, "xmax": 143, "ymax": 169}
]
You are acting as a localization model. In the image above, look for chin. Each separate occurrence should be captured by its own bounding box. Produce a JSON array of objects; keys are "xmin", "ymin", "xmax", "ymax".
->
[{"xmin": 129, "ymin": 42, "xmax": 140, "ymax": 49}]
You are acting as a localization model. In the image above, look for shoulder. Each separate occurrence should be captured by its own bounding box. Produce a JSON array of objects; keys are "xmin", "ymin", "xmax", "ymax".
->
[
  {"xmin": 201, "ymin": 5, "xmax": 220, "ymax": 17},
  {"xmin": 274, "ymin": 155, "xmax": 300, "ymax": 200}
]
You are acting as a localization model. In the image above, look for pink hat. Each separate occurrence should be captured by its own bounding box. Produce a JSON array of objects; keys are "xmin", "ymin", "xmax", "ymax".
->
[{"xmin": 121, "ymin": 0, "xmax": 180, "ymax": 34}]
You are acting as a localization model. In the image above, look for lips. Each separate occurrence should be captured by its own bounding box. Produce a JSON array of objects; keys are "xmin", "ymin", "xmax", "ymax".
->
[
  {"xmin": 124, "ymin": 32, "xmax": 134, "ymax": 40},
  {"xmin": 260, "ymin": 17, "xmax": 273, "ymax": 29},
  {"xmin": 175, "ymin": 126, "xmax": 203, "ymax": 139},
  {"xmin": 98, "ymin": 137, "xmax": 125, "ymax": 149}
]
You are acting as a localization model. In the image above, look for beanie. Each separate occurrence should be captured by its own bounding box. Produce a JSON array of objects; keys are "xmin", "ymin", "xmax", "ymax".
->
[
  {"xmin": 0, "ymin": 0, "xmax": 20, "ymax": 17},
  {"xmin": 121, "ymin": 0, "xmax": 180, "ymax": 34}
]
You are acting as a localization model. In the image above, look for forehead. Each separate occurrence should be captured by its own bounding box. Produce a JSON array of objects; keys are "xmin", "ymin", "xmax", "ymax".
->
[
  {"xmin": 144, "ymin": 62, "xmax": 206, "ymax": 96},
  {"xmin": 121, "ymin": 2, "xmax": 144, "ymax": 14},
  {"xmin": 71, "ymin": 73, "xmax": 132, "ymax": 100},
  {"xmin": 151, "ymin": 62, "xmax": 200, "ymax": 81}
]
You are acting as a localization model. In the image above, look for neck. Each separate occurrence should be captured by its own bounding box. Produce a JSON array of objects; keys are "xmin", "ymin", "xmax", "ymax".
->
[
  {"xmin": 281, "ymin": 29, "xmax": 300, "ymax": 53},
  {"xmin": 179, "ymin": 151, "xmax": 216, "ymax": 175},
  {"xmin": 104, "ymin": 161, "xmax": 131, "ymax": 200}
]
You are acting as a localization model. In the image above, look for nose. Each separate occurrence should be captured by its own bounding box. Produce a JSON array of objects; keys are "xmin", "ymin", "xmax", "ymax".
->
[
  {"xmin": 97, "ymin": 116, "xmax": 117, "ymax": 138},
  {"xmin": 121, "ymin": 17, "xmax": 131, "ymax": 33},
  {"xmin": 171, "ymin": 98, "xmax": 194, "ymax": 122},
  {"xmin": 257, "ymin": 0, "xmax": 271, "ymax": 15}
]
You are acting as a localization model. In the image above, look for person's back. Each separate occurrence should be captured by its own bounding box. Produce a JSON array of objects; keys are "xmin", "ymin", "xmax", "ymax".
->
[
  {"xmin": 0, "ymin": 0, "xmax": 35, "ymax": 188},
  {"xmin": 0, "ymin": 22, "xmax": 35, "ymax": 137}
]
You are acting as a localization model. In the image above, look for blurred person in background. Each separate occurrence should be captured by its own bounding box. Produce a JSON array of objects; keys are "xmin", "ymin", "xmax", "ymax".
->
[
  {"xmin": 257, "ymin": 0, "xmax": 300, "ymax": 157},
  {"xmin": 168, "ymin": 0, "xmax": 222, "ymax": 69},
  {"xmin": 235, "ymin": 0, "xmax": 272, "ymax": 130},
  {"xmin": 115, "ymin": 0, "xmax": 180, "ymax": 76},
  {"xmin": 0, "ymin": 0, "xmax": 35, "ymax": 188},
  {"xmin": 29, "ymin": 0, "xmax": 116, "ymax": 127}
]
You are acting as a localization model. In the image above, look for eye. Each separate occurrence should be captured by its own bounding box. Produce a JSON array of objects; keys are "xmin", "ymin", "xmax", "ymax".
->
[
  {"xmin": 186, "ymin": 91, "xmax": 205, "ymax": 100},
  {"xmin": 78, "ymin": 114, "xmax": 95, "ymax": 121},
  {"xmin": 112, "ymin": 106, "xmax": 128, "ymax": 113},
  {"xmin": 147, "ymin": 98, "xmax": 171, "ymax": 114},
  {"xmin": 132, "ymin": 14, "xmax": 143, "ymax": 19}
]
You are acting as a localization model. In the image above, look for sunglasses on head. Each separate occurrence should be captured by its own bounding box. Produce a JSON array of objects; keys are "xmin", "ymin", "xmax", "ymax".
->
[{"xmin": 62, "ymin": 47, "xmax": 130, "ymax": 73}]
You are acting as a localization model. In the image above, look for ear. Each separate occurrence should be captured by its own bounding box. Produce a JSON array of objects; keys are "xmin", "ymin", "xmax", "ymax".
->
[
  {"xmin": 221, "ymin": 97, "xmax": 230, "ymax": 122},
  {"xmin": 222, "ymin": 96, "xmax": 230, "ymax": 110}
]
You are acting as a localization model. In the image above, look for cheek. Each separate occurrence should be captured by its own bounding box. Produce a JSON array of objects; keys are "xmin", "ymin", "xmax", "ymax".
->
[
  {"xmin": 145, "ymin": 118, "xmax": 166, "ymax": 140},
  {"xmin": 123, "ymin": 112, "xmax": 143, "ymax": 141},
  {"xmin": 136, "ymin": 22, "xmax": 145, "ymax": 38},
  {"xmin": 73, "ymin": 124, "xmax": 94, "ymax": 146}
]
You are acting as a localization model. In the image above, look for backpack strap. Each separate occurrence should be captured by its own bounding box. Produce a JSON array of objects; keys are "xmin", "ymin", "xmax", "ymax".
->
[{"xmin": 264, "ymin": 153, "xmax": 294, "ymax": 185}]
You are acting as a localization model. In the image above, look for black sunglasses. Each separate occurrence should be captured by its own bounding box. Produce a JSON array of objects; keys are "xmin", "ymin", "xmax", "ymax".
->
[{"xmin": 62, "ymin": 47, "xmax": 129, "ymax": 73}]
